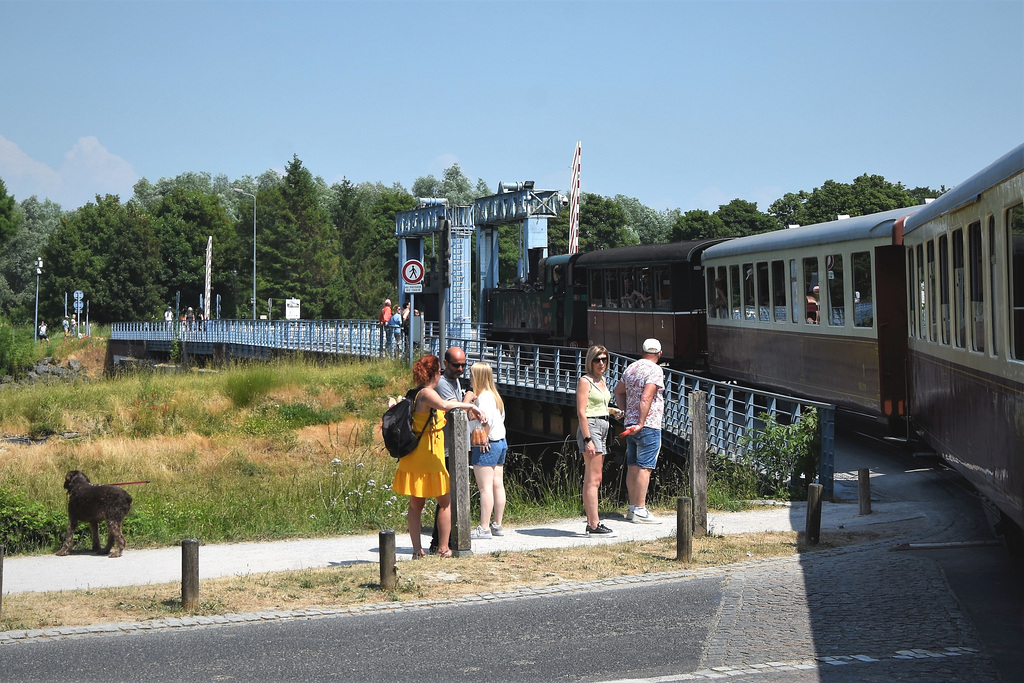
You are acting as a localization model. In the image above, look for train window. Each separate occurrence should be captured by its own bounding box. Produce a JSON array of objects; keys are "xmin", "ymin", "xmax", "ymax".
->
[
  {"xmin": 853, "ymin": 252, "xmax": 873, "ymax": 328},
  {"xmin": 968, "ymin": 222, "xmax": 985, "ymax": 352},
  {"xmin": 756, "ymin": 262, "xmax": 770, "ymax": 321},
  {"xmin": 953, "ymin": 229, "xmax": 966, "ymax": 349},
  {"xmin": 589, "ymin": 270, "xmax": 604, "ymax": 308},
  {"xmin": 706, "ymin": 270, "xmax": 718, "ymax": 318},
  {"xmin": 1009, "ymin": 203, "xmax": 1024, "ymax": 360},
  {"xmin": 939, "ymin": 234, "xmax": 951, "ymax": 345},
  {"xmin": 636, "ymin": 266, "xmax": 656, "ymax": 310},
  {"xmin": 729, "ymin": 265, "xmax": 741, "ymax": 320},
  {"xmin": 653, "ymin": 267, "xmax": 671, "ymax": 310},
  {"xmin": 803, "ymin": 257, "xmax": 820, "ymax": 324},
  {"xmin": 772, "ymin": 261, "xmax": 787, "ymax": 322},
  {"xmin": 927, "ymin": 241, "xmax": 937, "ymax": 342},
  {"xmin": 790, "ymin": 259, "xmax": 800, "ymax": 324},
  {"xmin": 605, "ymin": 270, "xmax": 621, "ymax": 309},
  {"xmin": 826, "ymin": 254, "xmax": 845, "ymax": 326},
  {"xmin": 907, "ymin": 248, "xmax": 917, "ymax": 337},
  {"xmin": 989, "ymin": 217, "xmax": 998, "ymax": 356},
  {"xmin": 620, "ymin": 269, "xmax": 646, "ymax": 309},
  {"xmin": 712, "ymin": 266, "xmax": 728, "ymax": 318},
  {"xmin": 742, "ymin": 263, "xmax": 754, "ymax": 320}
]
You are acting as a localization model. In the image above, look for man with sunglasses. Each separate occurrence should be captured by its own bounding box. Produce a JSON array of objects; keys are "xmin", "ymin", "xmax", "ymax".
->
[
  {"xmin": 429, "ymin": 346, "xmax": 475, "ymax": 553},
  {"xmin": 613, "ymin": 338, "xmax": 665, "ymax": 524}
]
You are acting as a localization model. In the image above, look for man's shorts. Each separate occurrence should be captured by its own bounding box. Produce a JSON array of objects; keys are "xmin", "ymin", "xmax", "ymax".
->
[
  {"xmin": 576, "ymin": 417, "xmax": 610, "ymax": 455},
  {"xmin": 625, "ymin": 427, "xmax": 661, "ymax": 469},
  {"xmin": 471, "ymin": 438, "xmax": 508, "ymax": 467}
]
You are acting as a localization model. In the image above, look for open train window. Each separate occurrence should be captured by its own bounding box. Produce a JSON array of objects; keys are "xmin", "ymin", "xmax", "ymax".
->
[
  {"xmin": 756, "ymin": 262, "xmax": 770, "ymax": 321},
  {"xmin": 953, "ymin": 229, "xmax": 966, "ymax": 349},
  {"xmin": 711, "ymin": 266, "xmax": 728, "ymax": 318},
  {"xmin": 790, "ymin": 259, "xmax": 800, "ymax": 324},
  {"xmin": 1009, "ymin": 203, "xmax": 1024, "ymax": 361},
  {"xmin": 605, "ymin": 270, "xmax": 621, "ymax": 309},
  {"xmin": 826, "ymin": 253, "xmax": 845, "ymax": 326},
  {"xmin": 908, "ymin": 248, "xmax": 917, "ymax": 337},
  {"xmin": 939, "ymin": 234, "xmax": 950, "ymax": 345},
  {"xmin": 989, "ymin": 216, "xmax": 998, "ymax": 356},
  {"xmin": 772, "ymin": 260, "xmax": 786, "ymax": 322},
  {"xmin": 653, "ymin": 266, "xmax": 671, "ymax": 311},
  {"xmin": 927, "ymin": 241, "xmax": 937, "ymax": 342},
  {"xmin": 853, "ymin": 252, "xmax": 873, "ymax": 328},
  {"xmin": 968, "ymin": 221, "xmax": 985, "ymax": 352},
  {"xmin": 589, "ymin": 270, "xmax": 604, "ymax": 308},
  {"xmin": 729, "ymin": 265, "xmax": 741, "ymax": 320},
  {"xmin": 706, "ymin": 270, "xmax": 719, "ymax": 318},
  {"xmin": 803, "ymin": 257, "xmax": 820, "ymax": 324},
  {"xmin": 742, "ymin": 262, "xmax": 754, "ymax": 320}
]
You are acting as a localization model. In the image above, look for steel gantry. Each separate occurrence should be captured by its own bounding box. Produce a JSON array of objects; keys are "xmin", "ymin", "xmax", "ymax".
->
[{"xmin": 393, "ymin": 183, "xmax": 564, "ymax": 336}]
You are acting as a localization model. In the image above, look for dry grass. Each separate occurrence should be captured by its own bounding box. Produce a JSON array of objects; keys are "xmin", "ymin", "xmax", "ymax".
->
[{"xmin": 0, "ymin": 529, "xmax": 891, "ymax": 632}]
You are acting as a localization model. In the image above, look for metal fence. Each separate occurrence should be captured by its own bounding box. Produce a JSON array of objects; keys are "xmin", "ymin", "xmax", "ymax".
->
[{"xmin": 111, "ymin": 318, "xmax": 834, "ymax": 496}]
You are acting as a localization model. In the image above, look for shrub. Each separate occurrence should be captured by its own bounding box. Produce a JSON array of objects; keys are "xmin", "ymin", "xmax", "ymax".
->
[
  {"xmin": 223, "ymin": 366, "xmax": 279, "ymax": 407},
  {"xmin": 0, "ymin": 487, "xmax": 65, "ymax": 554},
  {"xmin": 739, "ymin": 409, "xmax": 820, "ymax": 500}
]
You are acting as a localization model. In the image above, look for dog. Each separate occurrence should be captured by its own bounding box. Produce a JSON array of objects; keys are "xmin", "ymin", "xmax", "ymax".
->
[{"xmin": 55, "ymin": 470, "xmax": 133, "ymax": 558}]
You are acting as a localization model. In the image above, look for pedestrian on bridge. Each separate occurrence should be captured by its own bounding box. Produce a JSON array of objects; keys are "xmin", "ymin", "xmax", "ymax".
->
[
  {"xmin": 378, "ymin": 298, "xmax": 392, "ymax": 352},
  {"xmin": 576, "ymin": 345, "xmax": 622, "ymax": 537},
  {"xmin": 613, "ymin": 338, "xmax": 665, "ymax": 525},
  {"xmin": 392, "ymin": 355, "xmax": 485, "ymax": 559}
]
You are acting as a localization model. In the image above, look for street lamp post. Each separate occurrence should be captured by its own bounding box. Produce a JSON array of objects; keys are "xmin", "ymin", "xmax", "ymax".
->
[
  {"xmin": 33, "ymin": 257, "xmax": 43, "ymax": 342},
  {"xmin": 233, "ymin": 188, "xmax": 257, "ymax": 320}
]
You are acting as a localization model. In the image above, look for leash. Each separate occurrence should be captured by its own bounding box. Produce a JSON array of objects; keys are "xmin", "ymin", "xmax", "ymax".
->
[{"xmin": 106, "ymin": 480, "xmax": 151, "ymax": 486}]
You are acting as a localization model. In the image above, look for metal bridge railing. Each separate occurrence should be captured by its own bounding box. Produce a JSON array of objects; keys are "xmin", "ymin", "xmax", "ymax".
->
[{"xmin": 110, "ymin": 319, "xmax": 834, "ymax": 496}]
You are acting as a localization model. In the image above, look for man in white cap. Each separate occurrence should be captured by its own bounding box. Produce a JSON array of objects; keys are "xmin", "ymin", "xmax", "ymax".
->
[
  {"xmin": 613, "ymin": 338, "xmax": 665, "ymax": 524},
  {"xmin": 378, "ymin": 298, "xmax": 392, "ymax": 351}
]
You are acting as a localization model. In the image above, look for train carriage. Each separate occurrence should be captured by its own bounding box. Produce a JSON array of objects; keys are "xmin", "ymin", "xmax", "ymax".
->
[
  {"xmin": 900, "ymin": 143, "xmax": 1024, "ymax": 530},
  {"xmin": 700, "ymin": 208, "xmax": 913, "ymax": 420}
]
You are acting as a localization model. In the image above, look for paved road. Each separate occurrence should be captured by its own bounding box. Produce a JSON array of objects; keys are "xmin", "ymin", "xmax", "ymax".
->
[{"xmin": 2, "ymin": 432, "xmax": 1021, "ymax": 681}]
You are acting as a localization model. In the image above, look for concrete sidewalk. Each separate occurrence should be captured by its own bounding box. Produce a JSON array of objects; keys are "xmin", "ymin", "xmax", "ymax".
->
[{"xmin": 2, "ymin": 496, "xmax": 927, "ymax": 595}]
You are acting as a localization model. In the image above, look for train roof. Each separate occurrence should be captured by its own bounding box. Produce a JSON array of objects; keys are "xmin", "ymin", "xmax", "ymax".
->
[
  {"xmin": 902, "ymin": 143, "xmax": 1024, "ymax": 235},
  {"xmin": 701, "ymin": 207, "xmax": 915, "ymax": 262},
  {"xmin": 572, "ymin": 239, "xmax": 727, "ymax": 267}
]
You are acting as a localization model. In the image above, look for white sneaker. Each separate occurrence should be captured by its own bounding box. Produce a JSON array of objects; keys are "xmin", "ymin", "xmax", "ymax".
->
[
  {"xmin": 625, "ymin": 506, "xmax": 636, "ymax": 521},
  {"xmin": 631, "ymin": 508, "xmax": 661, "ymax": 524},
  {"xmin": 471, "ymin": 525, "xmax": 492, "ymax": 539},
  {"xmin": 489, "ymin": 523, "xmax": 504, "ymax": 537}
]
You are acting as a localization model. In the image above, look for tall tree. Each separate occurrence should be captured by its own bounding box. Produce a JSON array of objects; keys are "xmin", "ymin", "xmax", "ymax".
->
[
  {"xmin": 579, "ymin": 193, "xmax": 635, "ymax": 252},
  {"xmin": 716, "ymin": 199, "xmax": 777, "ymax": 236},
  {"xmin": 257, "ymin": 156, "xmax": 339, "ymax": 319},
  {"xmin": 670, "ymin": 209, "xmax": 729, "ymax": 242},
  {"xmin": 0, "ymin": 179, "xmax": 20, "ymax": 250},
  {"xmin": 0, "ymin": 196, "xmax": 62, "ymax": 321},
  {"xmin": 614, "ymin": 195, "xmax": 670, "ymax": 244},
  {"xmin": 41, "ymin": 195, "xmax": 163, "ymax": 323}
]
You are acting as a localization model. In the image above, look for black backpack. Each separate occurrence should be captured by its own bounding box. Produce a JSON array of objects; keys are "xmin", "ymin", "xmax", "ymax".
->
[{"xmin": 381, "ymin": 388, "xmax": 436, "ymax": 459}]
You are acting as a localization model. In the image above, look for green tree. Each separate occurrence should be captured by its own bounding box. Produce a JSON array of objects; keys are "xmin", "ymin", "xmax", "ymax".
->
[
  {"xmin": 613, "ymin": 195, "xmax": 670, "ymax": 244},
  {"xmin": 257, "ymin": 156, "xmax": 340, "ymax": 319},
  {"xmin": 716, "ymin": 199, "xmax": 776, "ymax": 236},
  {"xmin": 0, "ymin": 179, "xmax": 21, "ymax": 250},
  {"xmin": 579, "ymin": 193, "xmax": 636, "ymax": 252},
  {"xmin": 0, "ymin": 196, "xmax": 62, "ymax": 321},
  {"xmin": 669, "ymin": 209, "xmax": 729, "ymax": 242},
  {"xmin": 41, "ymin": 195, "xmax": 163, "ymax": 323}
]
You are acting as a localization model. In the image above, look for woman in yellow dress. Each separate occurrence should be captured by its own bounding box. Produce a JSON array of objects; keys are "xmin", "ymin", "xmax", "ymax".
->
[{"xmin": 392, "ymin": 355, "xmax": 485, "ymax": 558}]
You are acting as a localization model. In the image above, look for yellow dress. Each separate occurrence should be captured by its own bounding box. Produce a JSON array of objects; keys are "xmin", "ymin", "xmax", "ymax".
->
[{"xmin": 391, "ymin": 410, "xmax": 449, "ymax": 498}]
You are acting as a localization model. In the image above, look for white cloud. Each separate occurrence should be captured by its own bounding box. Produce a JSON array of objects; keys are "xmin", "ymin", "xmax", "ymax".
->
[{"xmin": 0, "ymin": 135, "xmax": 137, "ymax": 208}]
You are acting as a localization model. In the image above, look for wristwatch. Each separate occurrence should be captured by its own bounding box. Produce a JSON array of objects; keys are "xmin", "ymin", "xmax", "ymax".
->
[{"xmin": 583, "ymin": 436, "xmax": 593, "ymax": 443}]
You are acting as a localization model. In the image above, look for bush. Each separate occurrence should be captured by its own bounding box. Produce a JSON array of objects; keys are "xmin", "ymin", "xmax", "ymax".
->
[
  {"xmin": 0, "ymin": 318, "xmax": 35, "ymax": 378},
  {"xmin": 223, "ymin": 365, "xmax": 280, "ymax": 407},
  {"xmin": 739, "ymin": 409, "xmax": 820, "ymax": 500},
  {"xmin": 0, "ymin": 487, "xmax": 65, "ymax": 554}
]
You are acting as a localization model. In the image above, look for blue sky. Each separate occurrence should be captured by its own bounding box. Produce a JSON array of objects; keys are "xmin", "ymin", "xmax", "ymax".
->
[{"xmin": 2, "ymin": 0, "xmax": 1021, "ymax": 214}]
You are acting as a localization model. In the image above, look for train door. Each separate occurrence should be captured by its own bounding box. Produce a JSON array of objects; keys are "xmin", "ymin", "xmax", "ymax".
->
[{"xmin": 874, "ymin": 244, "xmax": 909, "ymax": 422}]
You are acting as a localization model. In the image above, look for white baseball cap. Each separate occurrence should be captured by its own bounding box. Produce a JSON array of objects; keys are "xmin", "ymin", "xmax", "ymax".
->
[
  {"xmin": 642, "ymin": 338, "xmax": 662, "ymax": 354},
  {"xmin": 384, "ymin": 299, "xmax": 391, "ymax": 305}
]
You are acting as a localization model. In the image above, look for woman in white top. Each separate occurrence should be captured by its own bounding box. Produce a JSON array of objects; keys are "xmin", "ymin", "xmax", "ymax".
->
[{"xmin": 468, "ymin": 363, "xmax": 507, "ymax": 540}]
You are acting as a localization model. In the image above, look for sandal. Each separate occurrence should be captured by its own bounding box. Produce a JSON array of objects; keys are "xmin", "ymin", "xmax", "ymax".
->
[
  {"xmin": 412, "ymin": 550, "xmax": 428, "ymax": 560},
  {"xmin": 436, "ymin": 548, "xmax": 453, "ymax": 558}
]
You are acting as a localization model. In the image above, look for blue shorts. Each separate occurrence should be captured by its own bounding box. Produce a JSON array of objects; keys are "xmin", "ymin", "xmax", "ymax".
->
[
  {"xmin": 471, "ymin": 438, "xmax": 507, "ymax": 467},
  {"xmin": 626, "ymin": 427, "xmax": 661, "ymax": 469}
]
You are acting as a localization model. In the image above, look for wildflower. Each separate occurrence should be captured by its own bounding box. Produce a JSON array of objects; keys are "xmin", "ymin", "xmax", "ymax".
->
[
  {"xmin": 384, "ymin": 500, "xmax": 393, "ymax": 506},
  {"xmin": 356, "ymin": 463, "xmax": 364, "ymax": 469},
  {"xmin": 310, "ymin": 514, "xmax": 316, "ymax": 519},
  {"xmin": 330, "ymin": 458, "xmax": 341, "ymax": 465},
  {"xmin": 367, "ymin": 479, "xmax": 376, "ymax": 487}
]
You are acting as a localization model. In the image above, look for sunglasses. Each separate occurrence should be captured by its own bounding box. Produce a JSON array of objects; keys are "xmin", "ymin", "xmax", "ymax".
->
[{"xmin": 594, "ymin": 357, "xmax": 608, "ymax": 363}]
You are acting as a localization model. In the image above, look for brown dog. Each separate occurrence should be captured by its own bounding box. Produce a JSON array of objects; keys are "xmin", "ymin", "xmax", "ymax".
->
[{"xmin": 56, "ymin": 470, "xmax": 133, "ymax": 558}]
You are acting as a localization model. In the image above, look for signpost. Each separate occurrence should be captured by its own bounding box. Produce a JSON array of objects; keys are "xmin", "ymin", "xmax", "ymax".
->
[{"xmin": 402, "ymin": 260, "xmax": 424, "ymax": 366}]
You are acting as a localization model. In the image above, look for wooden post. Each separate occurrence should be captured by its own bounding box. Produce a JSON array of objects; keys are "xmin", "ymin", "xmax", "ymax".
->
[
  {"xmin": 806, "ymin": 483, "xmax": 823, "ymax": 545},
  {"xmin": 379, "ymin": 530, "xmax": 397, "ymax": 590},
  {"xmin": 449, "ymin": 409, "xmax": 473, "ymax": 557},
  {"xmin": 689, "ymin": 391, "xmax": 708, "ymax": 536},
  {"xmin": 676, "ymin": 497, "xmax": 692, "ymax": 563},
  {"xmin": 859, "ymin": 467, "xmax": 872, "ymax": 515},
  {"xmin": 181, "ymin": 539, "xmax": 199, "ymax": 610}
]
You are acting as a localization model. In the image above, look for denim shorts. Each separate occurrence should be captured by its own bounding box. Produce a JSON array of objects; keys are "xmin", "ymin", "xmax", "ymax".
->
[
  {"xmin": 626, "ymin": 427, "xmax": 661, "ymax": 469},
  {"xmin": 471, "ymin": 438, "xmax": 507, "ymax": 467},
  {"xmin": 576, "ymin": 417, "xmax": 610, "ymax": 454}
]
